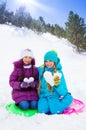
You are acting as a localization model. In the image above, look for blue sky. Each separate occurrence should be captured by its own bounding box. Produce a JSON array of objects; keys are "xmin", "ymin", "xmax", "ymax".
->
[{"xmin": 2, "ymin": 0, "xmax": 86, "ymax": 28}]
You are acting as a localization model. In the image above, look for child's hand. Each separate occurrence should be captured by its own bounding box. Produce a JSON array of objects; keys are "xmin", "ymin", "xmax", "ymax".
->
[
  {"xmin": 53, "ymin": 72, "xmax": 61, "ymax": 86},
  {"xmin": 53, "ymin": 76, "xmax": 60, "ymax": 86},
  {"xmin": 20, "ymin": 77, "xmax": 35, "ymax": 88},
  {"xmin": 20, "ymin": 82, "xmax": 29, "ymax": 88}
]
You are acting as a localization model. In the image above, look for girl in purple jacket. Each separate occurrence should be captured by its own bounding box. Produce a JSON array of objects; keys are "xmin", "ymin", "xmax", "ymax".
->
[{"xmin": 9, "ymin": 49, "xmax": 39, "ymax": 110}]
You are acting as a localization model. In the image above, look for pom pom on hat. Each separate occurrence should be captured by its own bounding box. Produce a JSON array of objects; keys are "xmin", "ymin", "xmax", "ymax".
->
[{"xmin": 20, "ymin": 49, "xmax": 33, "ymax": 59}]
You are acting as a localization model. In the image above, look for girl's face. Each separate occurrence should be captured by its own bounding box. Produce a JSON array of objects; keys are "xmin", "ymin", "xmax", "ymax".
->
[
  {"xmin": 45, "ymin": 60, "xmax": 55, "ymax": 68},
  {"xmin": 23, "ymin": 56, "xmax": 32, "ymax": 65}
]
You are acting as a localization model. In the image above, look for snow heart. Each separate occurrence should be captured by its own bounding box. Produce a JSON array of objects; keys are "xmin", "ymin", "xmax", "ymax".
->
[
  {"xmin": 23, "ymin": 77, "xmax": 34, "ymax": 83},
  {"xmin": 44, "ymin": 71, "xmax": 61, "ymax": 86}
]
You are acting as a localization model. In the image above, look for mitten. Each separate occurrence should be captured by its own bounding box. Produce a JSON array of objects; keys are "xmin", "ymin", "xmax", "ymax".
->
[
  {"xmin": 20, "ymin": 82, "xmax": 29, "ymax": 88},
  {"xmin": 44, "ymin": 71, "xmax": 54, "ymax": 86},
  {"xmin": 53, "ymin": 76, "xmax": 60, "ymax": 86},
  {"xmin": 29, "ymin": 81, "xmax": 35, "ymax": 88},
  {"xmin": 53, "ymin": 72, "xmax": 61, "ymax": 86},
  {"xmin": 23, "ymin": 77, "xmax": 35, "ymax": 88}
]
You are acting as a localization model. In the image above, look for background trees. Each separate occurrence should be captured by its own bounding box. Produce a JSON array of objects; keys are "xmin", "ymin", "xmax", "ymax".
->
[
  {"xmin": 65, "ymin": 11, "xmax": 86, "ymax": 52},
  {"xmin": 0, "ymin": 1, "xmax": 86, "ymax": 52}
]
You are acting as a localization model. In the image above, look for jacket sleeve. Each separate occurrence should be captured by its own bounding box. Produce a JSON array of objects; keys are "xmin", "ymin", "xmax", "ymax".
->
[{"xmin": 9, "ymin": 67, "xmax": 22, "ymax": 90}]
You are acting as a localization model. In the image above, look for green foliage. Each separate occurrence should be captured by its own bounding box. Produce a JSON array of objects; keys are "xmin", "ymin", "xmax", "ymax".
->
[
  {"xmin": 31, "ymin": 16, "xmax": 45, "ymax": 32},
  {"xmin": 0, "ymin": 1, "xmax": 6, "ymax": 23},
  {"xmin": 65, "ymin": 11, "xmax": 86, "ymax": 52},
  {"xmin": 13, "ymin": 6, "xmax": 32, "ymax": 28}
]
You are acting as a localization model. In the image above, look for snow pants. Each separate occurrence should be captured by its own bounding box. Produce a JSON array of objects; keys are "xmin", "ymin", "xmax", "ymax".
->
[
  {"xmin": 38, "ymin": 93, "xmax": 73, "ymax": 114},
  {"xmin": 18, "ymin": 100, "xmax": 38, "ymax": 110}
]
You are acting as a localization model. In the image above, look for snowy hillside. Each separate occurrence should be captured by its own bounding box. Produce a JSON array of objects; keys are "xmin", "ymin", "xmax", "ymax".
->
[{"xmin": 0, "ymin": 24, "xmax": 86, "ymax": 130}]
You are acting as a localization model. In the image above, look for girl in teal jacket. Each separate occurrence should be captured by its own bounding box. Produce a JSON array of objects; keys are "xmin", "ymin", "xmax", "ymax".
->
[{"xmin": 38, "ymin": 50, "xmax": 73, "ymax": 114}]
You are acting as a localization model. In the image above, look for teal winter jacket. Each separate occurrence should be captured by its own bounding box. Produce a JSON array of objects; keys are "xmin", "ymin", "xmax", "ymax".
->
[{"xmin": 37, "ymin": 50, "xmax": 73, "ymax": 114}]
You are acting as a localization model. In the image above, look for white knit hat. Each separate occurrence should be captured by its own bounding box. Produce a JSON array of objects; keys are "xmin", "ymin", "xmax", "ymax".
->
[{"xmin": 20, "ymin": 49, "xmax": 33, "ymax": 59}]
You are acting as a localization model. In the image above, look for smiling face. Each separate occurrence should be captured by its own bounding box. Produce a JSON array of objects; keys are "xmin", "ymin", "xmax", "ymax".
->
[
  {"xmin": 22, "ymin": 56, "xmax": 32, "ymax": 65},
  {"xmin": 45, "ymin": 60, "xmax": 55, "ymax": 68}
]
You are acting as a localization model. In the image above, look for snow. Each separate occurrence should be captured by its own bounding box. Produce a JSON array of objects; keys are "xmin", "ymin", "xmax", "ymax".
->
[{"xmin": 0, "ymin": 24, "xmax": 86, "ymax": 130}]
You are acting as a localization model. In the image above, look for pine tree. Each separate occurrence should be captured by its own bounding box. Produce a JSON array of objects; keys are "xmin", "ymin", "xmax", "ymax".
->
[{"xmin": 65, "ymin": 11, "xmax": 86, "ymax": 52}]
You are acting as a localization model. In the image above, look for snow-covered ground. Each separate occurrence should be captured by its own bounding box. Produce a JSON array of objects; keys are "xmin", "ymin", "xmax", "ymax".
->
[{"xmin": 0, "ymin": 24, "xmax": 86, "ymax": 130}]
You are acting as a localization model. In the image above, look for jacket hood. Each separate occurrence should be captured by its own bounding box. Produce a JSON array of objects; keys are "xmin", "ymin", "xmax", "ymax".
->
[{"xmin": 13, "ymin": 58, "xmax": 35, "ymax": 68}]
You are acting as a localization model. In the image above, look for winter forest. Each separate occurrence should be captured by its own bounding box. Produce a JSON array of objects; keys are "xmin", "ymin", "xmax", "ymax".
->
[{"xmin": 0, "ymin": 0, "xmax": 86, "ymax": 52}]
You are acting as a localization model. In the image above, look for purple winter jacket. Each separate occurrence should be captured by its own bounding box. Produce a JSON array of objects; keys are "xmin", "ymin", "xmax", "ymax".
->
[{"xmin": 9, "ymin": 59, "xmax": 39, "ymax": 104}]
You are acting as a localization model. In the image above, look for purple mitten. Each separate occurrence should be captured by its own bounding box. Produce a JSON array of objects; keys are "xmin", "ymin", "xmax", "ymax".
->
[
  {"xmin": 29, "ymin": 81, "xmax": 35, "ymax": 88},
  {"xmin": 20, "ymin": 82, "xmax": 29, "ymax": 88}
]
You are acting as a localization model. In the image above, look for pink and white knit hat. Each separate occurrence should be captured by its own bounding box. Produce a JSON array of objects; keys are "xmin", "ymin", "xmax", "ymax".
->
[{"xmin": 20, "ymin": 49, "xmax": 33, "ymax": 59}]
